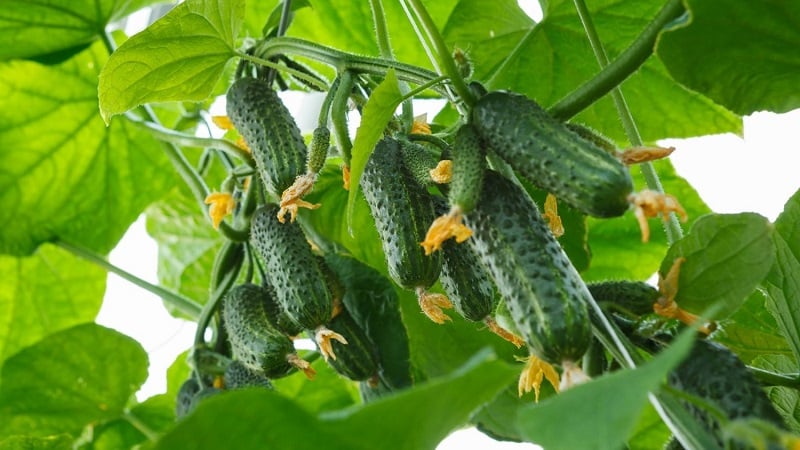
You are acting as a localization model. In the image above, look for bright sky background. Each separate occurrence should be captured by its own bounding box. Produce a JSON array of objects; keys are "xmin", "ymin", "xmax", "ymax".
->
[{"xmin": 96, "ymin": 1, "xmax": 799, "ymax": 448}]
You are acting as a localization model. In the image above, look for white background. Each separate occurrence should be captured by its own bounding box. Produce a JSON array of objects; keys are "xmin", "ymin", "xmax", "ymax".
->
[{"xmin": 95, "ymin": 1, "xmax": 800, "ymax": 448}]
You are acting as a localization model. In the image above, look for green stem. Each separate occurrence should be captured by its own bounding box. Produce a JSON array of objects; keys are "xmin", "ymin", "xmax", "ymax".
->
[
  {"xmin": 56, "ymin": 240, "xmax": 202, "ymax": 320},
  {"xmin": 331, "ymin": 71, "xmax": 356, "ymax": 164},
  {"xmin": 402, "ymin": 0, "xmax": 476, "ymax": 107},
  {"xmin": 123, "ymin": 411, "xmax": 160, "ymax": 442},
  {"xmin": 253, "ymin": 37, "xmax": 446, "ymax": 95},
  {"xmin": 238, "ymin": 51, "xmax": 328, "ymax": 91},
  {"xmin": 127, "ymin": 114, "xmax": 254, "ymax": 167},
  {"xmin": 370, "ymin": 0, "xmax": 414, "ymax": 130},
  {"xmin": 548, "ymin": 0, "xmax": 685, "ymax": 121},
  {"xmin": 749, "ymin": 367, "xmax": 800, "ymax": 389},
  {"xmin": 572, "ymin": 0, "xmax": 683, "ymax": 243},
  {"xmin": 317, "ymin": 76, "xmax": 340, "ymax": 128}
]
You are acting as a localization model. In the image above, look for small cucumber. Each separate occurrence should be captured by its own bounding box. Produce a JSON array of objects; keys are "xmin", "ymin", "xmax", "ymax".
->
[
  {"xmin": 587, "ymin": 280, "xmax": 660, "ymax": 317},
  {"xmin": 223, "ymin": 360, "xmax": 274, "ymax": 390},
  {"xmin": 398, "ymin": 138, "xmax": 441, "ymax": 187},
  {"xmin": 250, "ymin": 204, "xmax": 345, "ymax": 360},
  {"xmin": 360, "ymin": 137, "xmax": 442, "ymax": 291},
  {"xmin": 226, "ymin": 77, "xmax": 307, "ymax": 197},
  {"xmin": 221, "ymin": 283, "xmax": 307, "ymax": 379},
  {"xmin": 448, "ymin": 124, "xmax": 486, "ymax": 214},
  {"xmin": 325, "ymin": 305, "xmax": 380, "ymax": 381},
  {"xmin": 471, "ymin": 91, "xmax": 633, "ymax": 218},
  {"xmin": 464, "ymin": 170, "xmax": 592, "ymax": 365}
]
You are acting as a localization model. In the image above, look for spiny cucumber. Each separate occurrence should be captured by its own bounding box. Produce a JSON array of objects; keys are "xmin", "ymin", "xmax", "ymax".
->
[
  {"xmin": 226, "ymin": 77, "xmax": 307, "ymax": 197},
  {"xmin": 471, "ymin": 91, "xmax": 633, "ymax": 218},
  {"xmin": 587, "ymin": 280, "xmax": 660, "ymax": 317}
]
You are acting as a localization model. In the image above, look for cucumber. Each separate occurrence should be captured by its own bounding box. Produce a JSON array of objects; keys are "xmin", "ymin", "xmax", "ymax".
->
[
  {"xmin": 176, "ymin": 377, "xmax": 221, "ymax": 419},
  {"xmin": 471, "ymin": 91, "xmax": 633, "ymax": 218},
  {"xmin": 360, "ymin": 137, "xmax": 442, "ymax": 290},
  {"xmin": 464, "ymin": 170, "xmax": 592, "ymax": 366},
  {"xmin": 223, "ymin": 360, "xmax": 274, "ymax": 390},
  {"xmin": 398, "ymin": 138, "xmax": 441, "ymax": 187},
  {"xmin": 325, "ymin": 305, "xmax": 380, "ymax": 381},
  {"xmin": 221, "ymin": 283, "xmax": 312, "ymax": 379},
  {"xmin": 250, "ymin": 204, "xmax": 344, "ymax": 359},
  {"xmin": 448, "ymin": 124, "xmax": 487, "ymax": 214},
  {"xmin": 360, "ymin": 137, "xmax": 451, "ymax": 323},
  {"xmin": 226, "ymin": 77, "xmax": 307, "ymax": 197},
  {"xmin": 667, "ymin": 339, "xmax": 786, "ymax": 448},
  {"xmin": 587, "ymin": 280, "xmax": 660, "ymax": 317},
  {"xmin": 260, "ymin": 279, "xmax": 304, "ymax": 337}
]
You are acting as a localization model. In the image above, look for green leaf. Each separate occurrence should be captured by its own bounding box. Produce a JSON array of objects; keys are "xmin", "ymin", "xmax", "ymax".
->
[
  {"xmin": 270, "ymin": 357, "xmax": 360, "ymax": 415},
  {"xmin": 582, "ymin": 159, "xmax": 710, "ymax": 282},
  {"xmin": 77, "ymin": 394, "xmax": 176, "ymax": 450},
  {"xmin": 0, "ymin": 435, "xmax": 72, "ymax": 450},
  {"xmin": 626, "ymin": 404, "xmax": 672, "ymax": 450},
  {"xmin": 0, "ymin": 43, "xmax": 176, "ymax": 257},
  {"xmin": 657, "ymin": 0, "xmax": 800, "ymax": 115},
  {"xmin": 0, "ymin": 244, "xmax": 106, "ymax": 365},
  {"xmin": 756, "ymin": 355, "xmax": 800, "ymax": 433},
  {"xmin": 763, "ymin": 190, "xmax": 800, "ymax": 363},
  {"xmin": 442, "ymin": 0, "xmax": 742, "ymax": 142},
  {"xmin": 714, "ymin": 290, "xmax": 793, "ymax": 364},
  {"xmin": 0, "ymin": 0, "xmax": 159, "ymax": 61},
  {"xmin": 0, "ymin": 323, "xmax": 149, "ymax": 439},
  {"xmin": 515, "ymin": 330, "xmax": 696, "ymax": 450},
  {"xmin": 659, "ymin": 212, "xmax": 775, "ymax": 318},
  {"xmin": 346, "ymin": 70, "xmax": 403, "ymax": 231},
  {"xmin": 320, "ymin": 349, "xmax": 518, "ymax": 450},
  {"xmin": 98, "ymin": 0, "xmax": 245, "ymax": 122}
]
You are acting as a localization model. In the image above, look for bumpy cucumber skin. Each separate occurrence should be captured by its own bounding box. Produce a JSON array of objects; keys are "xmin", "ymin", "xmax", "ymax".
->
[
  {"xmin": 360, "ymin": 137, "xmax": 442, "ymax": 290},
  {"xmin": 226, "ymin": 77, "xmax": 307, "ymax": 196},
  {"xmin": 307, "ymin": 126, "xmax": 331, "ymax": 174},
  {"xmin": 449, "ymin": 124, "xmax": 486, "ymax": 213},
  {"xmin": 326, "ymin": 307, "xmax": 380, "ymax": 381},
  {"xmin": 471, "ymin": 91, "xmax": 633, "ymax": 218},
  {"xmin": 433, "ymin": 198, "xmax": 496, "ymax": 322},
  {"xmin": 250, "ymin": 204, "xmax": 333, "ymax": 330},
  {"xmin": 224, "ymin": 360, "xmax": 274, "ymax": 390},
  {"xmin": 668, "ymin": 339, "xmax": 786, "ymax": 445},
  {"xmin": 221, "ymin": 283, "xmax": 298, "ymax": 378},
  {"xmin": 398, "ymin": 139, "xmax": 440, "ymax": 187},
  {"xmin": 176, "ymin": 378, "xmax": 221, "ymax": 418},
  {"xmin": 260, "ymin": 280, "xmax": 304, "ymax": 337},
  {"xmin": 588, "ymin": 280, "xmax": 660, "ymax": 317},
  {"xmin": 464, "ymin": 171, "xmax": 592, "ymax": 363}
]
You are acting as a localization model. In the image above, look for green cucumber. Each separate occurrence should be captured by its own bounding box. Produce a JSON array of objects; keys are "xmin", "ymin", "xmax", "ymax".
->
[
  {"xmin": 307, "ymin": 126, "xmax": 331, "ymax": 175},
  {"xmin": 221, "ymin": 283, "xmax": 302, "ymax": 379},
  {"xmin": 449, "ymin": 124, "xmax": 486, "ymax": 214},
  {"xmin": 360, "ymin": 137, "xmax": 442, "ymax": 291},
  {"xmin": 398, "ymin": 138, "xmax": 441, "ymax": 187},
  {"xmin": 325, "ymin": 305, "xmax": 380, "ymax": 381},
  {"xmin": 224, "ymin": 360, "xmax": 274, "ymax": 390},
  {"xmin": 464, "ymin": 170, "xmax": 592, "ymax": 365},
  {"xmin": 260, "ymin": 279, "xmax": 304, "ymax": 337},
  {"xmin": 175, "ymin": 377, "xmax": 221, "ymax": 419},
  {"xmin": 667, "ymin": 339, "xmax": 786, "ymax": 447},
  {"xmin": 470, "ymin": 91, "xmax": 633, "ymax": 218},
  {"xmin": 250, "ymin": 204, "xmax": 333, "ymax": 331},
  {"xmin": 226, "ymin": 77, "xmax": 307, "ymax": 197},
  {"xmin": 587, "ymin": 280, "xmax": 660, "ymax": 317}
]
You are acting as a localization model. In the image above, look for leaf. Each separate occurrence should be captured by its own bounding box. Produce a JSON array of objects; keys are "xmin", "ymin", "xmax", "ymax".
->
[
  {"xmin": 0, "ymin": 0, "xmax": 159, "ymax": 61},
  {"xmin": 320, "ymin": 348, "xmax": 518, "ymax": 450},
  {"xmin": 0, "ymin": 435, "xmax": 72, "ymax": 450},
  {"xmin": 0, "ymin": 323, "xmax": 149, "ymax": 439},
  {"xmin": 515, "ymin": 329, "xmax": 696, "ymax": 450},
  {"xmin": 775, "ymin": 188, "xmax": 800, "ymax": 258},
  {"xmin": 346, "ymin": 70, "xmax": 404, "ymax": 231},
  {"xmin": 0, "ymin": 244, "xmax": 106, "ymax": 365},
  {"xmin": 0, "ymin": 42, "xmax": 176, "ymax": 257},
  {"xmin": 657, "ymin": 0, "xmax": 800, "ymax": 115},
  {"xmin": 155, "ymin": 350, "xmax": 516, "ymax": 450},
  {"xmin": 660, "ymin": 212, "xmax": 775, "ymax": 318},
  {"xmin": 763, "ymin": 234, "xmax": 800, "ymax": 366},
  {"xmin": 78, "ymin": 394, "xmax": 176, "ymax": 450},
  {"xmin": 756, "ymin": 355, "xmax": 800, "ymax": 433},
  {"xmin": 582, "ymin": 159, "xmax": 710, "ymax": 282},
  {"xmin": 714, "ymin": 290, "xmax": 793, "ymax": 364},
  {"xmin": 269, "ymin": 357, "xmax": 360, "ymax": 415},
  {"xmin": 442, "ymin": 0, "xmax": 742, "ymax": 142},
  {"xmin": 98, "ymin": 0, "xmax": 245, "ymax": 122}
]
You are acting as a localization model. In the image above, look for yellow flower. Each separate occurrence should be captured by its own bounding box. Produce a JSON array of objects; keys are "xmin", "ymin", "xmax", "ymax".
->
[{"xmin": 204, "ymin": 192, "xmax": 236, "ymax": 230}]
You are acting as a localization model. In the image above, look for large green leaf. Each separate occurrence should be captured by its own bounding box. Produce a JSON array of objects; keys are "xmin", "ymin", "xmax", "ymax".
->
[
  {"xmin": 270, "ymin": 357, "xmax": 360, "ymax": 415},
  {"xmin": 154, "ymin": 350, "xmax": 516, "ymax": 450},
  {"xmin": 0, "ymin": 0, "xmax": 159, "ymax": 61},
  {"xmin": 76, "ymin": 394, "xmax": 176, "ymax": 450},
  {"xmin": 98, "ymin": 0, "xmax": 245, "ymax": 122},
  {"xmin": 757, "ymin": 355, "xmax": 800, "ymax": 433},
  {"xmin": 763, "ymin": 188, "xmax": 800, "ymax": 364},
  {"xmin": 660, "ymin": 212, "xmax": 775, "ymax": 318},
  {"xmin": 0, "ymin": 323, "xmax": 149, "ymax": 439},
  {"xmin": 515, "ymin": 330, "xmax": 696, "ymax": 450},
  {"xmin": 0, "ymin": 245, "xmax": 106, "ymax": 365},
  {"xmin": 657, "ymin": 0, "xmax": 800, "ymax": 115},
  {"xmin": 0, "ymin": 42, "xmax": 176, "ymax": 257},
  {"xmin": 442, "ymin": 0, "xmax": 742, "ymax": 142},
  {"xmin": 0, "ymin": 435, "xmax": 72, "ymax": 450},
  {"xmin": 714, "ymin": 290, "xmax": 793, "ymax": 364}
]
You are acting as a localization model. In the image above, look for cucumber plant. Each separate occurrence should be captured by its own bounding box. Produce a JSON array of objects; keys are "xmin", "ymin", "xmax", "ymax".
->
[{"xmin": 9, "ymin": 0, "xmax": 800, "ymax": 449}]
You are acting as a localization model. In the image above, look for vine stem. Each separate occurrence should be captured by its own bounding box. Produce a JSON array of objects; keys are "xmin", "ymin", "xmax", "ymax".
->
[
  {"xmin": 571, "ymin": 0, "xmax": 683, "ymax": 243},
  {"xmin": 370, "ymin": 0, "xmax": 414, "ymax": 129},
  {"xmin": 123, "ymin": 411, "xmax": 160, "ymax": 442},
  {"xmin": 55, "ymin": 240, "xmax": 202, "ymax": 320},
  {"xmin": 401, "ymin": 0, "xmax": 476, "ymax": 108},
  {"xmin": 548, "ymin": 0, "xmax": 685, "ymax": 121}
]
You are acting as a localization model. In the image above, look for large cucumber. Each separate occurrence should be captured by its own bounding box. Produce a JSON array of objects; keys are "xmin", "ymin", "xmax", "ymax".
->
[
  {"xmin": 226, "ymin": 77, "xmax": 307, "ymax": 197},
  {"xmin": 471, "ymin": 91, "xmax": 633, "ymax": 218},
  {"xmin": 464, "ymin": 170, "xmax": 592, "ymax": 365}
]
